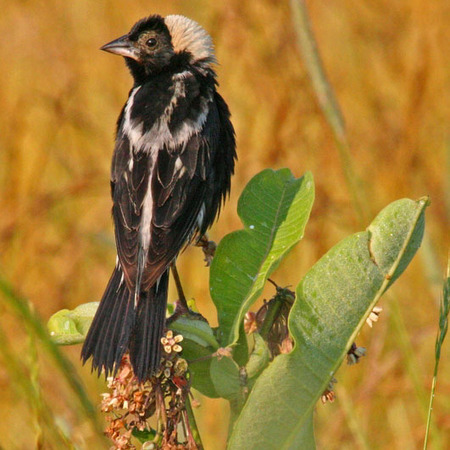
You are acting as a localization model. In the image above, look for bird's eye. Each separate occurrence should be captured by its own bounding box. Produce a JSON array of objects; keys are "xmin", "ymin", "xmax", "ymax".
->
[{"xmin": 146, "ymin": 37, "xmax": 157, "ymax": 48}]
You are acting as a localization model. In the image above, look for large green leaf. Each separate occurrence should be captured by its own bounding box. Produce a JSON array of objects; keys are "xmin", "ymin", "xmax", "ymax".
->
[
  {"xmin": 211, "ymin": 169, "xmax": 314, "ymax": 347},
  {"xmin": 228, "ymin": 198, "xmax": 428, "ymax": 449}
]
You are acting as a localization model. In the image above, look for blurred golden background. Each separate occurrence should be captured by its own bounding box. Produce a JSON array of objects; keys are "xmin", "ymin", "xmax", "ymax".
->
[{"xmin": 0, "ymin": 0, "xmax": 448, "ymax": 448}]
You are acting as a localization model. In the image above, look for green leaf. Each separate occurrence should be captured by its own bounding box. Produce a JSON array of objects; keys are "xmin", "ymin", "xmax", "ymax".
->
[
  {"xmin": 210, "ymin": 356, "xmax": 242, "ymax": 401},
  {"xmin": 187, "ymin": 349, "xmax": 219, "ymax": 398},
  {"xmin": 169, "ymin": 316, "xmax": 219, "ymax": 350},
  {"xmin": 211, "ymin": 169, "xmax": 314, "ymax": 347},
  {"xmin": 245, "ymin": 333, "xmax": 270, "ymax": 382},
  {"xmin": 228, "ymin": 198, "xmax": 427, "ymax": 449},
  {"xmin": 169, "ymin": 317, "xmax": 220, "ymax": 398},
  {"xmin": 47, "ymin": 302, "xmax": 99, "ymax": 345},
  {"xmin": 367, "ymin": 197, "xmax": 428, "ymax": 287},
  {"xmin": 210, "ymin": 356, "xmax": 247, "ymax": 420},
  {"xmin": 132, "ymin": 427, "xmax": 157, "ymax": 443}
]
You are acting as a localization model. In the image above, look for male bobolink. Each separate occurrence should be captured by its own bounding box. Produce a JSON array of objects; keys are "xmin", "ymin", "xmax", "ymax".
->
[{"xmin": 81, "ymin": 15, "xmax": 236, "ymax": 381}]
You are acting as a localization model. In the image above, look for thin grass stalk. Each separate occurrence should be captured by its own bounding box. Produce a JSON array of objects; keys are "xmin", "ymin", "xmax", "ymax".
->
[
  {"xmin": 289, "ymin": 0, "xmax": 368, "ymax": 224},
  {"xmin": 390, "ymin": 295, "xmax": 442, "ymax": 448},
  {"xmin": 0, "ymin": 324, "xmax": 72, "ymax": 447},
  {"xmin": 0, "ymin": 275, "xmax": 103, "ymax": 435},
  {"xmin": 26, "ymin": 322, "xmax": 45, "ymax": 447},
  {"xmin": 335, "ymin": 385, "xmax": 371, "ymax": 450},
  {"xmin": 423, "ymin": 262, "xmax": 449, "ymax": 449}
]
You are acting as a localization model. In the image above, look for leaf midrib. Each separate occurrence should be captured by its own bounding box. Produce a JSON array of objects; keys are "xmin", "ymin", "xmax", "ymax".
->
[{"xmin": 228, "ymin": 179, "xmax": 296, "ymax": 345}]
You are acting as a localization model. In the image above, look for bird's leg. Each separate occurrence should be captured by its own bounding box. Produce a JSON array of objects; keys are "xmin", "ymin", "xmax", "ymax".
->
[
  {"xmin": 196, "ymin": 234, "xmax": 217, "ymax": 266},
  {"xmin": 167, "ymin": 262, "xmax": 207, "ymax": 325},
  {"xmin": 171, "ymin": 262, "xmax": 188, "ymax": 310}
]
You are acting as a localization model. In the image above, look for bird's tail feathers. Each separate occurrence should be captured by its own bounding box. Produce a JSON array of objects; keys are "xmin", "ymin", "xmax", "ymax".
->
[
  {"xmin": 129, "ymin": 270, "xmax": 169, "ymax": 381},
  {"xmin": 81, "ymin": 265, "xmax": 135, "ymax": 378}
]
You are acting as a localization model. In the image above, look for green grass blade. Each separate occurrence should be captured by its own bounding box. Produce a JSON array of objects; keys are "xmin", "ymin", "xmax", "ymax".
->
[{"xmin": 0, "ymin": 275, "xmax": 103, "ymax": 435}]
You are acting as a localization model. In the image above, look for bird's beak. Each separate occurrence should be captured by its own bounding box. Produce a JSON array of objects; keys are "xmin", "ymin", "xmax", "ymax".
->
[{"xmin": 100, "ymin": 35, "xmax": 140, "ymax": 61}]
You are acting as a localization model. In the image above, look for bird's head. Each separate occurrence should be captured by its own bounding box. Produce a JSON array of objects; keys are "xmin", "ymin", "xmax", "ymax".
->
[{"xmin": 101, "ymin": 15, "xmax": 216, "ymax": 81}]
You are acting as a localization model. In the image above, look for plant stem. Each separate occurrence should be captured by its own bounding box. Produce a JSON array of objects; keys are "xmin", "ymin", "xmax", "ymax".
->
[
  {"xmin": 154, "ymin": 384, "xmax": 166, "ymax": 444},
  {"xmin": 423, "ymin": 375, "xmax": 438, "ymax": 450},
  {"xmin": 184, "ymin": 395, "xmax": 204, "ymax": 449}
]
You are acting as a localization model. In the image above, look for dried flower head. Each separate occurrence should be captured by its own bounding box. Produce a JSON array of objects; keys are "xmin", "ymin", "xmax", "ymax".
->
[
  {"xmin": 100, "ymin": 330, "xmax": 197, "ymax": 449},
  {"xmin": 161, "ymin": 330, "xmax": 184, "ymax": 354},
  {"xmin": 321, "ymin": 389, "xmax": 336, "ymax": 404},
  {"xmin": 321, "ymin": 377, "xmax": 338, "ymax": 404},
  {"xmin": 279, "ymin": 336, "xmax": 294, "ymax": 354},
  {"xmin": 244, "ymin": 311, "xmax": 258, "ymax": 334},
  {"xmin": 347, "ymin": 343, "xmax": 366, "ymax": 365},
  {"xmin": 366, "ymin": 306, "xmax": 383, "ymax": 327}
]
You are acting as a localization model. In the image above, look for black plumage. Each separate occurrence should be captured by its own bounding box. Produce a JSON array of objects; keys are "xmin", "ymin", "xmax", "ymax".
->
[{"xmin": 81, "ymin": 14, "xmax": 236, "ymax": 381}]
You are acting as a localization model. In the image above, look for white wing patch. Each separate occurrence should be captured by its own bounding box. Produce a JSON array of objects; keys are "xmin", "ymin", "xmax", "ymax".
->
[
  {"xmin": 196, "ymin": 202, "xmax": 206, "ymax": 230},
  {"xmin": 140, "ymin": 174, "xmax": 153, "ymax": 252},
  {"xmin": 122, "ymin": 86, "xmax": 141, "ymax": 146}
]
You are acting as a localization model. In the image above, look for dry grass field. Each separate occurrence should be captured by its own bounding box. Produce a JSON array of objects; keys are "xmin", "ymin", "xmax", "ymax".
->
[{"xmin": 0, "ymin": 0, "xmax": 448, "ymax": 448}]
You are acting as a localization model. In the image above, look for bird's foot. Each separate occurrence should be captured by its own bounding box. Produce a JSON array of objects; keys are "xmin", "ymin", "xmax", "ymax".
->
[
  {"xmin": 196, "ymin": 234, "xmax": 217, "ymax": 266},
  {"xmin": 166, "ymin": 299, "xmax": 207, "ymax": 324}
]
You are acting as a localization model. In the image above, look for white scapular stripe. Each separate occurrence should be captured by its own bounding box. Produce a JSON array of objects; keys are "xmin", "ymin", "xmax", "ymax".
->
[{"xmin": 123, "ymin": 74, "xmax": 210, "ymax": 156}]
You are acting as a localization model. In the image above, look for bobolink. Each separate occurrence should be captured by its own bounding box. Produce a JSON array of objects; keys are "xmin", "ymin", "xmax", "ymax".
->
[{"xmin": 81, "ymin": 14, "xmax": 236, "ymax": 381}]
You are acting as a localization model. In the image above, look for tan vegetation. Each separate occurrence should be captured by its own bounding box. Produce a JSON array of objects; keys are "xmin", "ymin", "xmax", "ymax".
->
[{"xmin": 0, "ymin": 0, "xmax": 448, "ymax": 448}]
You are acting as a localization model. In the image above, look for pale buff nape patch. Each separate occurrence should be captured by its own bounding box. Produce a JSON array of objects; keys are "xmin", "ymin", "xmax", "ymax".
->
[{"xmin": 165, "ymin": 15, "xmax": 217, "ymax": 64}]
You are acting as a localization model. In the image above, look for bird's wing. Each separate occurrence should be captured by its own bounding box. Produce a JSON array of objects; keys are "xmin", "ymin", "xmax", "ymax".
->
[
  {"xmin": 200, "ymin": 92, "xmax": 237, "ymax": 236},
  {"xmin": 141, "ymin": 133, "xmax": 210, "ymax": 289},
  {"xmin": 145, "ymin": 92, "xmax": 236, "ymax": 288},
  {"xmin": 111, "ymin": 132, "xmax": 150, "ymax": 289},
  {"xmin": 110, "ymin": 87, "xmax": 229, "ymax": 292}
]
